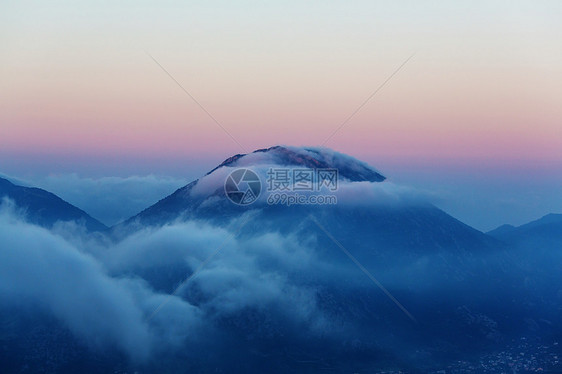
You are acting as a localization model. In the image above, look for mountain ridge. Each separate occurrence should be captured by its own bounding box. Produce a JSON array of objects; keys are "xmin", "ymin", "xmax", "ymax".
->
[
  {"xmin": 488, "ymin": 213, "xmax": 562, "ymax": 250},
  {"xmin": 0, "ymin": 176, "xmax": 107, "ymax": 231}
]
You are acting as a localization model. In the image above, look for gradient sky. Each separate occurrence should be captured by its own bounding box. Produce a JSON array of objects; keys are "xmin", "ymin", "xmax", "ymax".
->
[{"xmin": 1, "ymin": 1, "xmax": 561, "ymax": 230}]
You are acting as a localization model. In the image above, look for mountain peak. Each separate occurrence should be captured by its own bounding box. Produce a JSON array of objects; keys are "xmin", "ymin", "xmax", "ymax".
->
[
  {"xmin": 207, "ymin": 145, "xmax": 385, "ymax": 182},
  {"xmin": 118, "ymin": 146, "xmax": 387, "ymax": 229}
]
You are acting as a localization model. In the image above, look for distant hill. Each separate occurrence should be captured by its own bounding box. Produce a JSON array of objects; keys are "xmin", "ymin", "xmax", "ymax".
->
[
  {"xmin": 488, "ymin": 213, "xmax": 562, "ymax": 250},
  {"xmin": 0, "ymin": 176, "xmax": 107, "ymax": 231}
]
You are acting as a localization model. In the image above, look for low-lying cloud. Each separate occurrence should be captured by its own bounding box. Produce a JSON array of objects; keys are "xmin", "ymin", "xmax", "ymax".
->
[
  {"xmin": 0, "ymin": 200, "xmax": 334, "ymax": 365},
  {"xmin": 1, "ymin": 188, "xmax": 557, "ymax": 372},
  {"xmin": 191, "ymin": 163, "xmax": 436, "ymax": 207},
  {"xmin": 0, "ymin": 201, "xmax": 203, "ymax": 362}
]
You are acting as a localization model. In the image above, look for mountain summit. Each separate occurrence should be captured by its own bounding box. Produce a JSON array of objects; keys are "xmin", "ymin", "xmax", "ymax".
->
[
  {"xmin": 119, "ymin": 145, "xmax": 387, "ymax": 227},
  {"xmin": 207, "ymin": 145, "xmax": 386, "ymax": 182}
]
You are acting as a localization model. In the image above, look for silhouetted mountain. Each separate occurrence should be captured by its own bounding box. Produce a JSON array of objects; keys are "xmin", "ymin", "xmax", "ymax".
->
[{"xmin": 0, "ymin": 176, "xmax": 107, "ymax": 231}]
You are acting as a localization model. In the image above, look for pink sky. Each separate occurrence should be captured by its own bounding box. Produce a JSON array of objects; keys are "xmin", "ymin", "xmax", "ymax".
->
[{"xmin": 1, "ymin": 1, "xmax": 561, "ymax": 172}]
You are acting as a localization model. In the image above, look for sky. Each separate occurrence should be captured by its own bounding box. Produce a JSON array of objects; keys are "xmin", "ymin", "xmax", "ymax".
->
[{"xmin": 1, "ymin": 0, "xmax": 561, "ymax": 230}]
